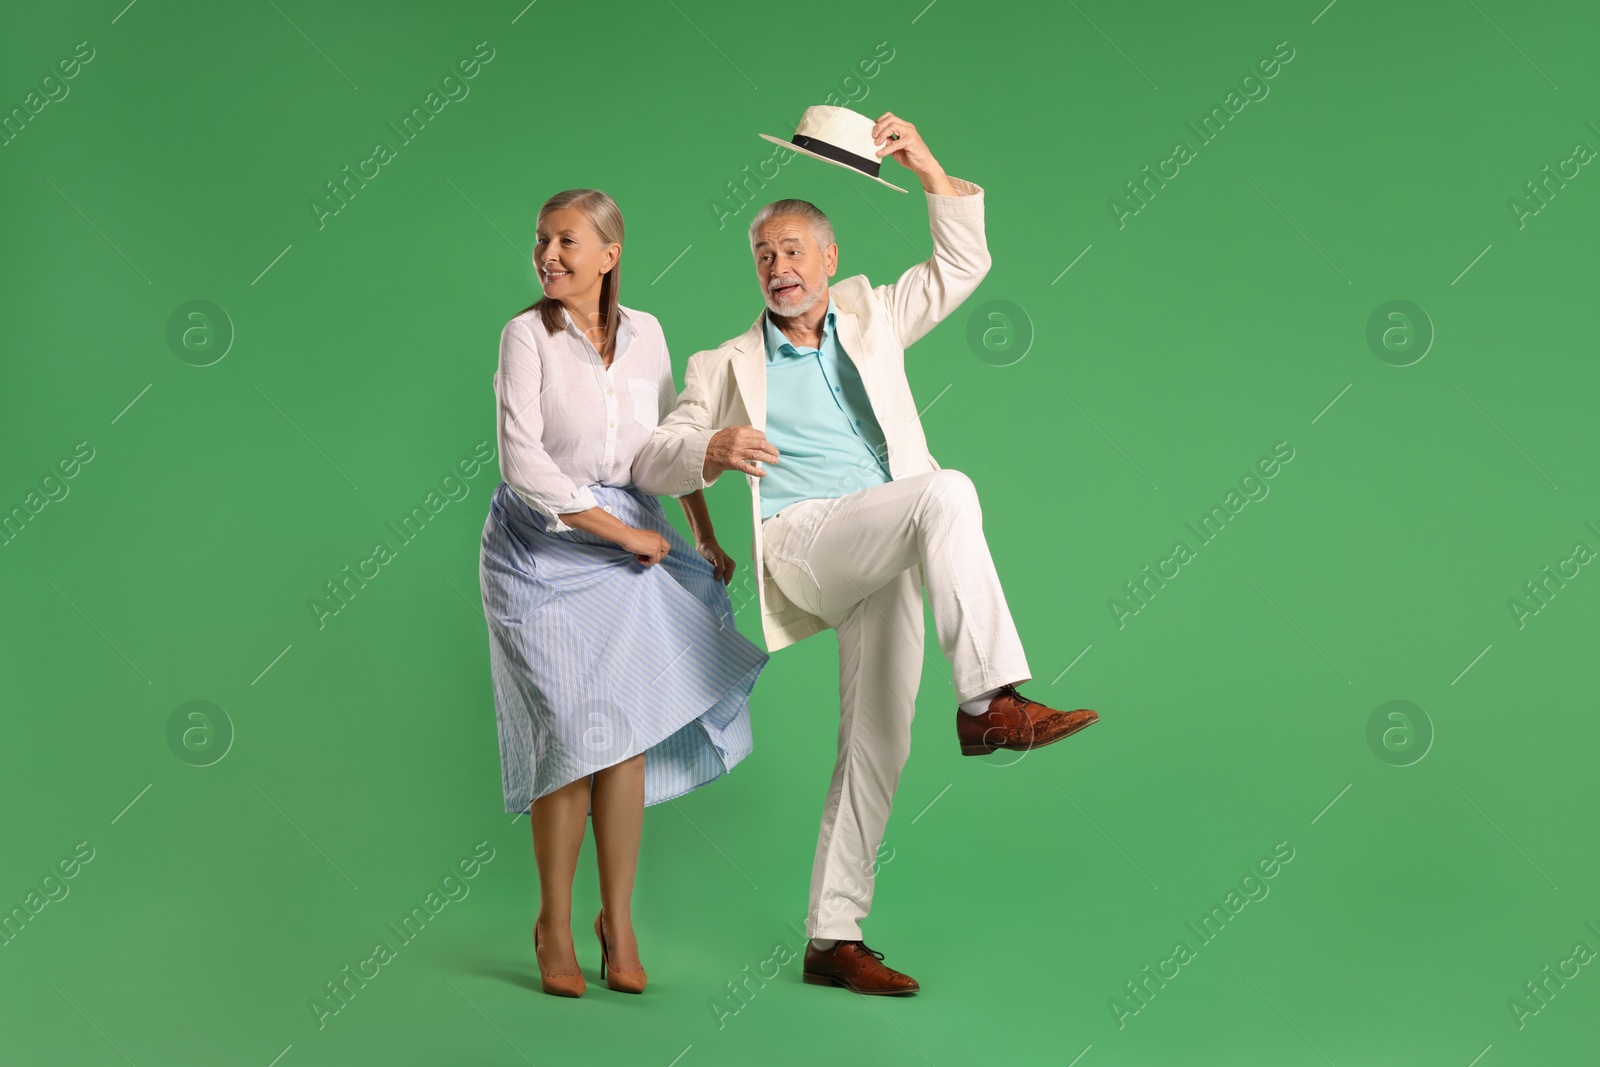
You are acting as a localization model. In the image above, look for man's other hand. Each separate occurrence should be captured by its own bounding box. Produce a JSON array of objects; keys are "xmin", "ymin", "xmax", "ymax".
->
[{"xmin": 705, "ymin": 425, "xmax": 780, "ymax": 480}]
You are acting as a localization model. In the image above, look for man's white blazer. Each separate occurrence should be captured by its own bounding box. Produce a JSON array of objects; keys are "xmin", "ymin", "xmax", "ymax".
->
[{"xmin": 632, "ymin": 176, "xmax": 991, "ymax": 652}]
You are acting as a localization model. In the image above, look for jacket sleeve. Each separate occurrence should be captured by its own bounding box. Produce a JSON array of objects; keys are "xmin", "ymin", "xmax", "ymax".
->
[
  {"xmin": 495, "ymin": 317, "xmax": 597, "ymax": 532},
  {"xmin": 630, "ymin": 348, "xmax": 719, "ymax": 498},
  {"xmin": 873, "ymin": 175, "xmax": 993, "ymax": 351}
]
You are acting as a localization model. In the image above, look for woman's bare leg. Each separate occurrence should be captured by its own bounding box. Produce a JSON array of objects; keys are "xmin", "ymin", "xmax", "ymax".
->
[
  {"xmin": 530, "ymin": 774, "xmax": 591, "ymax": 973},
  {"xmin": 589, "ymin": 752, "xmax": 645, "ymax": 969}
]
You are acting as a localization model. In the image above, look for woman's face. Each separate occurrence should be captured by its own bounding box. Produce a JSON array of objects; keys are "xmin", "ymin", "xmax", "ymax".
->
[{"xmin": 534, "ymin": 206, "xmax": 618, "ymax": 305}]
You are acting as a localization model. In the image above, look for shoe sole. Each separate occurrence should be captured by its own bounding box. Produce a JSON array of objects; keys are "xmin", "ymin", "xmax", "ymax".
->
[
  {"xmin": 604, "ymin": 980, "xmax": 646, "ymax": 993},
  {"xmin": 539, "ymin": 982, "xmax": 585, "ymax": 997},
  {"xmin": 803, "ymin": 972, "xmax": 920, "ymax": 995},
  {"xmin": 960, "ymin": 712, "xmax": 1099, "ymax": 757}
]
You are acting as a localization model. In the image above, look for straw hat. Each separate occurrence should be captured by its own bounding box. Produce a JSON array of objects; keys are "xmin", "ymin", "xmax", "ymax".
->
[{"xmin": 758, "ymin": 105, "xmax": 908, "ymax": 193}]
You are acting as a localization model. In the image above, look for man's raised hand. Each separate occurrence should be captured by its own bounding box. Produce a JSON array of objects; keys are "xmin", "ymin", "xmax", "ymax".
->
[{"xmin": 871, "ymin": 113, "xmax": 956, "ymax": 196}]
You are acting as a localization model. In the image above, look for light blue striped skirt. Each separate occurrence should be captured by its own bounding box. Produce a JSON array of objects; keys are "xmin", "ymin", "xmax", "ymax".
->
[{"xmin": 479, "ymin": 481, "xmax": 767, "ymax": 813}]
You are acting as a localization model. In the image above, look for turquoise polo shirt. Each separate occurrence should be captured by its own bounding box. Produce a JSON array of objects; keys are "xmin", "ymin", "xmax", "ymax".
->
[{"xmin": 759, "ymin": 297, "xmax": 892, "ymax": 520}]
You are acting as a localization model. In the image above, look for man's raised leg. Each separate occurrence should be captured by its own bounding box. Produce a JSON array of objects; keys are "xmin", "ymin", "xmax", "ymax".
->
[
  {"xmin": 767, "ymin": 469, "xmax": 1028, "ymax": 699},
  {"xmin": 765, "ymin": 468, "xmax": 1098, "ymax": 763}
]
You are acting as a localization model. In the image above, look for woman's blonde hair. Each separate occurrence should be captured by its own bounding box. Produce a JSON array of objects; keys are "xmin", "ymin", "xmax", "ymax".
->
[{"xmin": 523, "ymin": 188, "xmax": 625, "ymax": 363}]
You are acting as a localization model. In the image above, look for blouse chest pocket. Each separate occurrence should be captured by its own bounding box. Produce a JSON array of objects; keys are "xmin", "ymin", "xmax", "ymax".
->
[{"xmin": 628, "ymin": 377, "xmax": 666, "ymax": 431}]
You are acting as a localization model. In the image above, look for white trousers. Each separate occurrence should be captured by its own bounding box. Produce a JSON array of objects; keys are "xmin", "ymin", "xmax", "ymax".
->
[{"xmin": 760, "ymin": 469, "xmax": 1031, "ymax": 938}]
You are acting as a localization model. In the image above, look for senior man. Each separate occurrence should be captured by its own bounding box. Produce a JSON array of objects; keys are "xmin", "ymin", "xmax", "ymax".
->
[{"xmin": 632, "ymin": 111, "xmax": 1100, "ymax": 995}]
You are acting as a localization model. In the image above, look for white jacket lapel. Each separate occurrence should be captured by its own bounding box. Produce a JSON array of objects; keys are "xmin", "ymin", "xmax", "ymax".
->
[
  {"xmin": 728, "ymin": 314, "xmax": 768, "ymax": 430},
  {"xmin": 833, "ymin": 304, "xmax": 868, "ymax": 381}
]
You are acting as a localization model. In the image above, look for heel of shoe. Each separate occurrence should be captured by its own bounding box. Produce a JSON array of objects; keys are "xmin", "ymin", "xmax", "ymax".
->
[
  {"xmin": 595, "ymin": 909, "xmax": 648, "ymax": 993},
  {"xmin": 802, "ymin": 972, "xmax": 837, "ymax": 987},
  {"xmin": 592, "ymin": 912, "xmax": 609, "ymax": 984}
]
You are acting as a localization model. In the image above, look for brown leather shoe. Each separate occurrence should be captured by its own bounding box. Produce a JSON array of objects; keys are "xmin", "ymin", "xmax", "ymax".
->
[
  {"xmin": 802, "ymin": 941, "xmax": 920, "ymax": 995},
  {"xmin": 958, "ymin": 683, "xmax": 1098, "ymax": 756}
]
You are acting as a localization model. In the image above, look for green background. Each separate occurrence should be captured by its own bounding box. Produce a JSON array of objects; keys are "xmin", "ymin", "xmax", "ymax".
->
[{"xmin": 3, "ymin": 0, "xmax": 1597, "ymax": 1064}]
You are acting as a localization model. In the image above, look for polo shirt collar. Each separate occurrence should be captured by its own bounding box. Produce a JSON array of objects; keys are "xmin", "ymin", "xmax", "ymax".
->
[{"xmin": 765, "ymin": 296, "xmax": 836, "ymax": 363}]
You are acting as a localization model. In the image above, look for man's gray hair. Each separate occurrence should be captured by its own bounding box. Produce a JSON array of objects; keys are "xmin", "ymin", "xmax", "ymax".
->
[{"xmin": 748, "ymin": 199, "xmax": 836, "ymax": 253}]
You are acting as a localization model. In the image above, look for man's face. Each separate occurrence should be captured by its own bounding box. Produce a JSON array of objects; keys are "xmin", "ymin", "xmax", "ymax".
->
[{"xmin": 752, "ymin": 214, "xmax": 838, "ymax": 318}]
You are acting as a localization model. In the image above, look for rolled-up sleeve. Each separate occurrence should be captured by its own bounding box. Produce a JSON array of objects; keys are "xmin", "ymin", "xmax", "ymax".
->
[
  {"xmin": 631, "ymin": 349, "xmax": 718, "ymax": 497},
  {"xmin": 495, "ymin": 317, "xmax": 596, "ymax": 531}
]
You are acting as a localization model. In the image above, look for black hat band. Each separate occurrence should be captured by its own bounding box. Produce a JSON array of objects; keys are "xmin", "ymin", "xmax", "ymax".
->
[{"xmin": 789, "ymin": 134, "xmax": 881, "ymax": 179}]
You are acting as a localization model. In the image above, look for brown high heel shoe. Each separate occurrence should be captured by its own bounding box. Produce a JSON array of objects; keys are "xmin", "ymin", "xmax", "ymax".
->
[
  {"xmin": 594, "ymin": 909, "xmax": 647, "ymax": 993},
  {"xmin": 533, "ymin": 921, "xmax": 585, "ymax": 997}
]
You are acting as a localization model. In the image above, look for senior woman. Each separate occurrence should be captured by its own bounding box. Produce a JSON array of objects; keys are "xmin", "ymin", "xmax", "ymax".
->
[{"xmin": 478, "ymin": 188, "xmax": 767, "ymax": 998}]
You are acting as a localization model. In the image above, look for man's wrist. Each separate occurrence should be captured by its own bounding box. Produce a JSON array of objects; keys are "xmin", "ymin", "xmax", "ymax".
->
[
  {"xmin": 690, "ymin": 429, "xmax": 719, "ymax": 490},
  {"xmin": 918, "ymin": 167, "xmax": 955, "ymax": 196}
]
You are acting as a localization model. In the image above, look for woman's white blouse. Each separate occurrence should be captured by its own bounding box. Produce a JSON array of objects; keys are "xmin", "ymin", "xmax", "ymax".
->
[{"xmin": 494, "ymin": 304, "xmax": 677, "ymax": 533}]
